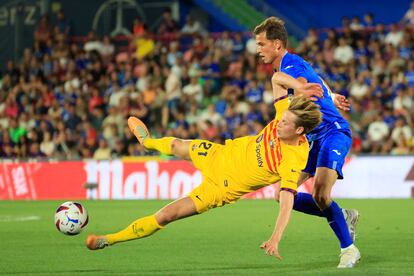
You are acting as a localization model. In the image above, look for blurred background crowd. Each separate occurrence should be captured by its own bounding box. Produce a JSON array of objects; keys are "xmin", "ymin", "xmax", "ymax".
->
[{"xmin": 1, "ymin": 2, "xmax": 414, "ymax": 160}]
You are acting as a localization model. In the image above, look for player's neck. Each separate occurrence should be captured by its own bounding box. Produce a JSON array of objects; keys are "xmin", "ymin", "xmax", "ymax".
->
[
  {"xmin": 272, "ymin": 50, "xmax": 288, "ymax": 72},
  {"xmin": 280, "ymin": 136, "xmax": 300, "ymax": 146}
]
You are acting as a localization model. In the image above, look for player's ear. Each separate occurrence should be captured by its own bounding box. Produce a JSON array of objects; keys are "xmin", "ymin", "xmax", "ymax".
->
[
  {"xmin": 273, "ymin": 39, "xmax": 282, "ymax": 50},
  {"xmin": 295, "ymin": 126, "xmax": 304, "ymax": 135},
  {"xmin": 271, "ymin": 39, "xmax": 279, "ymax": 49}
]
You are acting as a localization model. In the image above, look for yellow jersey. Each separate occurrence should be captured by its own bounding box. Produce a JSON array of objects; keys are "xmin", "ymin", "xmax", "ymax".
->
[{"xmin": 201, "ymin": 98, "xmax": 309, "ymax": 197}]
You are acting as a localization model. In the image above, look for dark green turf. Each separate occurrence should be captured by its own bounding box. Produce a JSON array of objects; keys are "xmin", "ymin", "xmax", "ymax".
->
[{"xmin": 0, "ymin": 199, "xmax": 413, "ymax": 275}]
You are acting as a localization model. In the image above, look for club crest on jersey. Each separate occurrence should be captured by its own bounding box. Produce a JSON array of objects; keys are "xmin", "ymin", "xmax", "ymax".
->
[{"xmin": 269, "ymin": 140, "xmax": 275, "ymax": 149}]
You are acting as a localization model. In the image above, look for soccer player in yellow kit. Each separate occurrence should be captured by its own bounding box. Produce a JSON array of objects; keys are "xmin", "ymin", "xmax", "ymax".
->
[{"xmin": 86, "ymin": 79, "xmax": 323, "ymax": 260}]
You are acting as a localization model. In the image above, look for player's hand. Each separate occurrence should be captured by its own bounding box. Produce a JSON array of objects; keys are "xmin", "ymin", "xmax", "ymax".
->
[
  {"xmin": 260, "ymin": 239, "xmax": 282, "ymax": 260},
  {"xmin": 333, "ymin": 94, "xmax": 351, "ymax": 111},
  {"xmin": 296, "ymin": 83, "xmax": 323, "ymax": 101}
]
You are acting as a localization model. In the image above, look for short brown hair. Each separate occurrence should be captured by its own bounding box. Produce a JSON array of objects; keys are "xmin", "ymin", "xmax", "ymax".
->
[
  {"xmin": 253, "ymin": 17, "xmax": 288, "ymax": 47},
  {"xmin": 288, "ymin": 97, "xmax": 322, "ymax": 134}
]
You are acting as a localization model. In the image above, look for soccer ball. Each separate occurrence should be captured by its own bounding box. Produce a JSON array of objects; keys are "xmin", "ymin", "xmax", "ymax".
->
[{"xmin": 54, "ymin": 201, "xmax": 89, "ymax": 235}]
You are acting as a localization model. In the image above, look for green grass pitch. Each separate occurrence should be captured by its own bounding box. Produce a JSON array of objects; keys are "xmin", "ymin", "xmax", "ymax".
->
[{"xmin": 1, "ymin": 199, "xmax": 413, "ymax": 275}]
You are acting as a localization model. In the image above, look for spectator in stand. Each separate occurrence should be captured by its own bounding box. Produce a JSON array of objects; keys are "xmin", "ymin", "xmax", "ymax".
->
[
  {"xmin": 199, "ymin": 104, "xmax": 222, "ymax": 126},
  {"xmin": 158, "ymin": 8, "xmax": 179, "ymax": 35},
  {"xmin": 2, "ymin": 143, "xmax": 17, "ymax": 159},
  {"xmin": 183, "ymin": 76, "xmax": 203, "ymax": 104},
  {"xmin": 232, "ymin": 33, "xmax": 245, "ymax": 56},
  {"xmin": 40, "ymin": 131, "xmax": 56, "ymax": 157},
  {"xmin": 401, "ymin": 0, "xmax": 414, "ymax": 24},
  {"xmin": 334, "ymin": 37, "xmax": 354, "ymax": 64},
  {"xmin": 322, "ymin": 39, "xmax": 336, "ymax": 64},
  {"xmin": 297, "ymin": 28, "xmax": 318, "ymax": 53},
  {"xmin": 162, "ymin": 66, "xmax": 182, "ymax": 127},
  {"xmin": 391, "ymin": 135, "xmax": 411, "ymax": 155},
  {"xmin": 83, "ymin": 32, "xmax": 103, "ymax": 53},
  {"xmin": 181, "ymin": 15, "xmax": 205, "ymax": 36},
  {"xmin": 399, "ymin": 36, "xmax": 412, "ymax": 60},
  {"xmin": 34, "ymin": 15, "xmax": 51, "ymax": 46},
  {"xmin": 391, "ymin": 118, "xmax": 412, "ymax": 146},
  {"xmin": 349, "ymin": 74, "xmax": 369, "ymax": 100},
  {"xmin": 93, "ymin": 138, "xmax": 112, "ymax": 160},
  {"xmin": 55, "ymin": 10, "xmax": 71, "ymax": 37},
  {"xmin": 367, "ymin": 114, "xmax": 390, "ymax": 153},
  {"xmin": 100, "ymin": 36, "xmax": 115, "ymax": 61},
  {"xmin": 28, "ymin": 142, "xmax": 47, "ymax": 159},
  {"xmin": 132, "ymin": 17, "xmax": 146, "ymax": 37},
  {"xmin": 362, "ymin": 13, "xmax": 375, "ymax": 28},
  {"xmin": 215, "ymin": 31, "xmax": 234, "ymax": 52},
  {"xmin": 385, "ymin": 24, "xmax": 403, "ymax": 47},
  {"xmin": 350, "ymin": 16, "xmax": 364, "ymax": 31},
  {"xmin": 341, "ymin": 16, "xmax": 351, "ymax": 28},
  {"xmin": 111, "ymin": 138, "xmax": 127, "ymax": 158},
  {"xmin": 8, "ymin": 118, "xmax": 26, "ymax": 144}
]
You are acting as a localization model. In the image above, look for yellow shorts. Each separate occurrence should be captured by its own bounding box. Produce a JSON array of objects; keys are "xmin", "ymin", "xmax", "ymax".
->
[{"xmin": 187, "ymin": 139, "xmax": 242, "ymax": 213}]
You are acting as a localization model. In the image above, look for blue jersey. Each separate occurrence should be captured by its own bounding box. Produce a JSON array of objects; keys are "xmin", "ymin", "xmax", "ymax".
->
[{"xmin": 278, "ymin": 52, "xmax": 350, "ymax": 141}]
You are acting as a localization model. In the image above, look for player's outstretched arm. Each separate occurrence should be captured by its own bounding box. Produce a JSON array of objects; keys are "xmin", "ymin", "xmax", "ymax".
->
[
  {"xmin": 260, "ymin": 190, "xmax": 294, "ymax": 260},
  {"xmin": 271, "ymin": 72, "xmax": 323, "ymax": 101}
]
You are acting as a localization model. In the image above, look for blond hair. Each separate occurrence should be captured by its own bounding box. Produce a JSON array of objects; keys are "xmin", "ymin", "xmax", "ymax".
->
[
  {"xmin": 288, "ymin": 97, "xmax": 322, "ymax": 134},
  {"xmin": 253, "ymin": 17, "xmax": 288, "ymax": 47}
]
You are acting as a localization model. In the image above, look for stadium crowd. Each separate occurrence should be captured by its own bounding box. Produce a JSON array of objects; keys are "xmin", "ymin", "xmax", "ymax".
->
[{"xmin": 0, "ymin": 8, "xmax": 413, "ymax": 160}]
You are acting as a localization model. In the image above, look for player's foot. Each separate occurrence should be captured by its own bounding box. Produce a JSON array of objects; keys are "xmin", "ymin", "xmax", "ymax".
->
[
  {"xmin": 342, "ymin": 209, "xmax": 359, "ymax": 242},
  {"xmin": 127, "ymin": 116, "xmax": 150, "ymax": 144},
  {"xmin": 86, "ymin": 235, "xmax": 109, "ymax": 250},
  {"xmin": 337, "ymin": 245, "xmax": 361, "ymax": 268}
]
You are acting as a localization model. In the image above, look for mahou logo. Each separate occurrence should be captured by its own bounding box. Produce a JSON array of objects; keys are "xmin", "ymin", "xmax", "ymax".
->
[
  {"xmin": 11, "ymin": 166, "xmax": 28, "ymax": 196},
  {"xmin": 84, "ymin": 160, "xmax": 203, "ymax": 200}
]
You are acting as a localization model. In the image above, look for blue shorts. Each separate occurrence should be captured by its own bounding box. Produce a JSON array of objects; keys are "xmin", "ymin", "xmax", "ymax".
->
[{"xmin": 303, "ymin": 130, "xmax": 352, "ymax": 179}]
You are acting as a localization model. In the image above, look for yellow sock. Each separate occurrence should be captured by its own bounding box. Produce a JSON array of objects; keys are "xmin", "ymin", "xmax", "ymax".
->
[
  {"xmin": 143, "ymin": 137, "xmax": 175, "ymax": 155},
  {"xmin": 105, "ymin": 215, "xmax": 163, "ymax": 245}
]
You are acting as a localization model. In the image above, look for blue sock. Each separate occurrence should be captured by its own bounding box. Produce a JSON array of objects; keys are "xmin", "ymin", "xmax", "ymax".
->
[
  {"xmin": 322, "ymin": 201, "xmax": 353, "ymax": 248},
  {"xmin": 293, "ymin": 192, "xmax": 324, "ymax": 217}
]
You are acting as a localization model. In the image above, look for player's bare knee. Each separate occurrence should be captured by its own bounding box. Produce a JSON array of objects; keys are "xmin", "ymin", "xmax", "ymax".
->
[
  {"xmin": 156, "ymin": 207, "xmax": 179, "ymax": 225},
  {"xmin": 172, "ymin": 139, "xmax": 191, "ymax": 160},
  {"xmin": 171, "ymin": 139, "xmax": 188, "ymax": 159},
  {"xmin": 171, "ymin": 139, "xmax": 180, "ymax": 153},
  {"xmin": 312, "ymin": 191, "xmax": 330, "ymax": 210}
]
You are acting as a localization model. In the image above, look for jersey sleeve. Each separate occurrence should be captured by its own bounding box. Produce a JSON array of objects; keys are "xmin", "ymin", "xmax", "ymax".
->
[{"xmin": 274, "ymin": 97, "xmax": 289, "ymax": 121}]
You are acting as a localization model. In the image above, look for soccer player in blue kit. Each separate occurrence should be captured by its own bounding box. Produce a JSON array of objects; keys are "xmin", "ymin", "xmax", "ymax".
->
[{"xmin": 255, "ymin": 17, "xmax": 361, "ymax": 268}]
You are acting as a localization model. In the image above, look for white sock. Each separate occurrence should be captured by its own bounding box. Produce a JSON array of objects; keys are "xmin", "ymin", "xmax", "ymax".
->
[{"xmin": 341, "ymin": 244, "xmax": 355, "ymax": 252}]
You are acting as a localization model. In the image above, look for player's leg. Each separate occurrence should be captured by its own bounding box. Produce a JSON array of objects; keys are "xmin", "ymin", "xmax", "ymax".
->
[
  {"xmin": 86, "ymin": 177, "xmax": 222, "ymax": 250},
  {"xmin": 291, "ymin": 172, "xmax": 325, "ymax": 217},
  {"xmin": 311, "ymin": 131, "xmax": 353, "ymax": 249},
  {"xmin": 291, "ymin": 170, "xmax": 359, "ymax": 237},
  {"xmin": 313, "ymin": 167, "xmax": 352, "ymax": 247},
  {"xmin": 311, "ymin": 130, "xmax": 360, "ymax": 267},
  {"xmin": 155, "ymin": 196, "xmax": 197, "ymax": 225},
  {"xmin": 127, "ymin": 116, "xmax": 191, "ymax": 160},
  {"xmin": 313, "ymin": 167, "xmax": 360, "ymax": 268},
  {"xmin": 86, "ymin": 196, "xmax": 198, "ymax": 250}
]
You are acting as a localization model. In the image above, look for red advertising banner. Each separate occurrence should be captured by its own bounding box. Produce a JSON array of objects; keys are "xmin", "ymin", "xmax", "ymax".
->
[
  {"xmin": 1, "ymin": 156, "xmax": 382, "ymax": 200},
  {"xmin": 0, "ymin": 161, "xmax": 87, "ymax": 200},
  {"xmin": 0, "ymin": 160, "xmax": 203, "ymax": 200}
]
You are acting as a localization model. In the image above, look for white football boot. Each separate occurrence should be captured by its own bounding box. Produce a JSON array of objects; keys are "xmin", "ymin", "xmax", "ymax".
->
[{"xmin": 338, "ymin": 244, "xmax": 361, "ymax": 268}]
